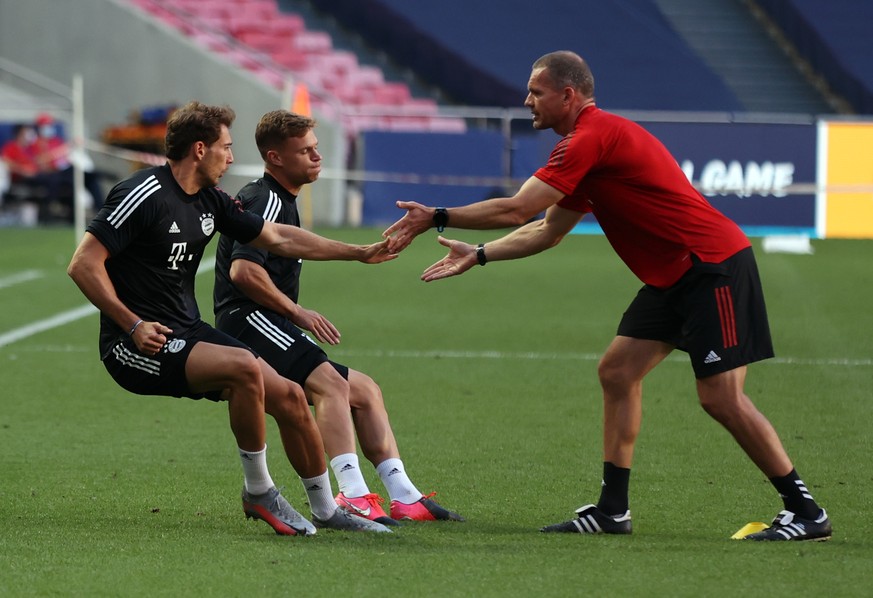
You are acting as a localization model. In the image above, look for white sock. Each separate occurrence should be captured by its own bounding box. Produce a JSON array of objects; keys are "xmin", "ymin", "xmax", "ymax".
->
[
  {"xmin": 329, "ymin": 453, "xmax": 370, "ymax": 498},
  {"xmin": 376, "ymin": 458, "xmax": 421, "ymax": 504},
  {"xmin": 301, "ymin": 470, "xmax": 337, "ymax": 520},
  {"xmin": 239, "ymin": 445, "xmax": 274, "ymax": 495}
]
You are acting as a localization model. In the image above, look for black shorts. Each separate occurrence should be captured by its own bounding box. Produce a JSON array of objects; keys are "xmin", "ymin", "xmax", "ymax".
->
[
  {"xmin": 215, "ymin": 306, "xmax": 348, "ymax": 386},
  {"xmin": 617, "ymin": 247, "xmax": 774, "ymax": 378},
  {"xmin": 102, "ymin": 320, "xmax": 256, "ymax": 402}
]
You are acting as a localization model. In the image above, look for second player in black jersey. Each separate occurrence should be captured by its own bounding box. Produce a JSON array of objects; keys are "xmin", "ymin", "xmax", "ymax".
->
[
  {"xmin": 68, "ymin": 101, "xmax": 397, "ymax": 536},
  {"xmin": 213, "ymin": 110, "xmax": 463, "ymax": 523}
]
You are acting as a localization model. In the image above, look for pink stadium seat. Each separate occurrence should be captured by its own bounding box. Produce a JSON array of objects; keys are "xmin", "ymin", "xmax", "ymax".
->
[
  {"xmin": 270, "ymin": 14, "xmax": 306, "ymax": 37},
  {"xmin": 306, "ymin": 51, "xmax": 358, "ymax": 77},
  {"xmin": 271, "ymin": 50, "xmax": 309, "ymax": 71},
  {"xmin": 346, "ymin": 66, "xmax": 384, "ymax": 89},
  {"xmin": 235, "ymin": 31, "xmax": 280, "ymax": 53},
  {"xmin": 291, "ymin": 31, "xmax": 332, "ymax": 54},
  {"xmin": 234, "ymin": 0, "xmax": 280, "ymax": 19},
  {"xmin": 371, "ymin": 82, "xmax": 412, "ymax": 105}
]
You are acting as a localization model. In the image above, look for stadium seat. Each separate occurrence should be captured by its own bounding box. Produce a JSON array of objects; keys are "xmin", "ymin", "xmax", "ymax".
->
[{"xmin": 290, "ymin": 31, "xmax": 333, "ymax": 54}]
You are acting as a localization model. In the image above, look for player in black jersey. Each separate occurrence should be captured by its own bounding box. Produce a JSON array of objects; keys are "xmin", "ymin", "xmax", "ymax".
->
[
  {"xmin": 214, "ymin": 110, "xmax": 463, "ymax": 523},
  {"xmin": 68, "ymin": 101, "xmax": 396, "ymax": 536}
]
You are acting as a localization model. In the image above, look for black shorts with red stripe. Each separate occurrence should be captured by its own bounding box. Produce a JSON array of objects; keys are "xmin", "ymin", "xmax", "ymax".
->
[{"xmin": 617, "ymin": 247, "xmax": 774, "ymax": 378}]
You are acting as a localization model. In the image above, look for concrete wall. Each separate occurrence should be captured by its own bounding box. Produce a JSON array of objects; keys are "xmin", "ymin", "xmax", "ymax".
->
[{"xmin": 0, "ymin": 0, "xmax": 346, "ymax": 224}]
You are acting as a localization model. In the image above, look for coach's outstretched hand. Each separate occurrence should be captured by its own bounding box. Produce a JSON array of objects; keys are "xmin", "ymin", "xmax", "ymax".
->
[
  {"xmin": 360, "ymin": 238, "xmax": 400, "ymax": 264},
  {"xmin": 421, "ymin": 236, "xmax": 478, "ymax": 282},
  {"xmin": 383, "ymin": 201, "xmax": 433, "ymax": 253}
]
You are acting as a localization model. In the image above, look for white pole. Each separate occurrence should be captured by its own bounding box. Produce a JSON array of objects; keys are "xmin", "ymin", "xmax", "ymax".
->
[{"xmin": 72, "ymin": 73, "xmax": 86, "ymax": 242}]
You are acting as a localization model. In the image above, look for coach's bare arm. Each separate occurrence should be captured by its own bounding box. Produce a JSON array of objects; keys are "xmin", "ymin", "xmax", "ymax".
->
[
  {"xmin": 383, "ymin": 177, "xmax": 565, "ymax": 253},
  {"xmin": 421, "ymin": 203, "xmax": 582, "ymax": 282}
]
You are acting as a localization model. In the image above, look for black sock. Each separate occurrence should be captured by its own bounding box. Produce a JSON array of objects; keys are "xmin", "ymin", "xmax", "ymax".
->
[
  {"xmin": 596, "ymin": 461, "xmax": 630, "ymax": 516},
  {"xmin": 769, "ymin": 469, "xmax": 821, "ymax": 519}
]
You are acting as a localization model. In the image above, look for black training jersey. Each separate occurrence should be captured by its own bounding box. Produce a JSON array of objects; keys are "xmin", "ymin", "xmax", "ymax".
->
[
  {"xmin": 213, "ymin": 173, "xmax": 303, "ymax": 316},
  {"xmin": 87, "ymin": 164, "xmax": 264, "ymax": 355}
]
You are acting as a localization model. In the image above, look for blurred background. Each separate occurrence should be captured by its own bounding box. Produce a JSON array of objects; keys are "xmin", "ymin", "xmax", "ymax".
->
[{"xmin": 1, "ymin": 0, "xmax": 871, "ymax": 238}]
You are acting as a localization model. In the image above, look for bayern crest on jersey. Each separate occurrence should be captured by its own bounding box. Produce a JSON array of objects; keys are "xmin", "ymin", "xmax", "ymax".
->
[{"xmin": 200, "ymin": 213, "xmax": 215, "ymax": 236}]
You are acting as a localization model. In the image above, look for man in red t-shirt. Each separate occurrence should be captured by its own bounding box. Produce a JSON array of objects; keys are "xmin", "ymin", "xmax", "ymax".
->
[
  {"xmin": 384, "ymin": 50, "xmax": 830, "ymax": 541},
  {"xmin": 2, "ymin": 124, "xmax": 40, "ymax": 180}
]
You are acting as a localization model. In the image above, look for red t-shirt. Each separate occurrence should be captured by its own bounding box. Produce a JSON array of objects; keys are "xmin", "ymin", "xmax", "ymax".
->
[
  {"xmin": 534, "ymin": 106, "xmax": 750, "ymax": 288},
  {"xmin": 1, "ymin": 141, "xmax": 39, "ymax": 179}
]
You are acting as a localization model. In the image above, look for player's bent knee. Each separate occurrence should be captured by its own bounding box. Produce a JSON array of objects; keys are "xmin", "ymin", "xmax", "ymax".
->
[
  {"xmin": 265, "ymin": 379, "xmax": 311, "ymax": 422},
  {"xmin": 348, "ymin": 371, "xmax": 383, "ymax": 410}
]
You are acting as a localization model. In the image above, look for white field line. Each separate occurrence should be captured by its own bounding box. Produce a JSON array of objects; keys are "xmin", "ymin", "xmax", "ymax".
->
[
  {"xmin": 0, "ymin": 304, "xmax": 98, "ymax": 348},
  {"xmin": 0, "ymin": 269, "xmax": 43, "ymax": 289},
  {"xmin": 11, "ymin": 344, "xmax": 873, "ymax": 367},
  {"xmin": 1, "ymin": 255, "xmax": 869, "ymax": 368},
  {"xmin": 0, "ymin": 257, "xmax": 216, "ymax": 349},
  {"xmin": 327, "ymin": 349, "xmax": 872, "ymax": 368}
]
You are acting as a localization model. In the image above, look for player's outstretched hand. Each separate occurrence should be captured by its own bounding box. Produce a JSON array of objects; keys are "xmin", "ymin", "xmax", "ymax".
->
[
  {"xmin": 292, "ymin": 307, "xmax": 341, "ymax": 345},
  {"xmin": 360, "ymin": 238, "xmax": 399, "ymax": 264},
  {"xmin": 421, "ymin": 236, "xmax": 477, "ymax": 282},
  {"xmin": 383, "ymin": 201, "xmax": 433, "ymax": 253}
]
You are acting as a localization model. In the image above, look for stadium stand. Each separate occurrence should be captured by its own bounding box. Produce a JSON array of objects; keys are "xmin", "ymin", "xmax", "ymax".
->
[
  {"xmin": 128, "ymin": 0, "xmax": 461, "ymax": 133},
  {"xmin": 653, "ymin": 0, "xmax": 834, "ymax": 114},
  {"xmin": 307, "ymin": 0, "xmax": 747, "ymax": 112},
  {"xmin": 754, "ymin": 0, "xmax": 873, "ymax": 114}
]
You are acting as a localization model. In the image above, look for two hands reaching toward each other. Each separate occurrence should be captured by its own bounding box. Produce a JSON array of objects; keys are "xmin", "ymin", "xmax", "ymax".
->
[{"xmin": 382, "ymin": 200, "xmax": 474, "ymax": 282}]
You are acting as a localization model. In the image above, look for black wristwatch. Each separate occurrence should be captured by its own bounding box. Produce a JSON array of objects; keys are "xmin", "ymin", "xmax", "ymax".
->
[
  {"xmin": 476, "ymin": 243, "xmax": 488, "ymax": 266},
  {"xmin": 433, "ymin": 207, "xmax": 448, "ymax": 232}
]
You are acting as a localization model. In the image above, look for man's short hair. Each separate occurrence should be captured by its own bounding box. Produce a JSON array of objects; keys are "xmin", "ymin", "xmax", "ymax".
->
[
  {"xmin": 532, "ymin": 51, "xmax": 595, "ymax": 98},
  {"xmin": 165, "ymin": 101, "xmax": 235, "ymax": 160},
  {"xmin": 255, "ymin": 110, "xmax": 316, "ymax": 161}
]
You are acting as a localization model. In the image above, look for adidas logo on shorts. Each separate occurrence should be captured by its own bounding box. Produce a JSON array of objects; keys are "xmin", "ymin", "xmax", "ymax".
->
[{"xmin": 704, "ymin": 350, "xmax": 721, "ymax": 364}]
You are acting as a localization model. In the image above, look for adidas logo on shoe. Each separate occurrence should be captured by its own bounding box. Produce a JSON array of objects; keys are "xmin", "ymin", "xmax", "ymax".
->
[
  {"xmin": 540, "ymin": 504, "xmax": 632, "ymax": 535},
  {"xmin": 704, "ymin": 350, "xmax": 721, "ymax": 364}
]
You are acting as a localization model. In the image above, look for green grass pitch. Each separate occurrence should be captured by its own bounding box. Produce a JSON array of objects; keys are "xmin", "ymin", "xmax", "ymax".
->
[{"xmin": 1, "ymin": 227, "xmax": 871, "ymax": 596}]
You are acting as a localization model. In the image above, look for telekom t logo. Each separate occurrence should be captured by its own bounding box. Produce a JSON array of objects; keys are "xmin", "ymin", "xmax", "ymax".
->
[{"xmin": 167, "ymin": 242, "xmax": 188, "ymax": 270}]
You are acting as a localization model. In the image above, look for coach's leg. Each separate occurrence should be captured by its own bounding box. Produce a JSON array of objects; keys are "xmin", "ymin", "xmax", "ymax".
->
[
  {"xmin": 597, "ymin": 336, "xmax": 673, "ymax": 467},
  {"xmin": 696, "ymin": 367, "xmax": 792, "ymax": 477},
  {"xmin": 186, "ymin": 342, "xmax": 266, "ymax": 451}
]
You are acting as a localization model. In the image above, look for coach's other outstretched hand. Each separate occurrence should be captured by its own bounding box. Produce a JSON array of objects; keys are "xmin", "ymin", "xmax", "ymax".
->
[{"xmin": 421, "ymin": 236, "xmax": 477, "ymax": 282}]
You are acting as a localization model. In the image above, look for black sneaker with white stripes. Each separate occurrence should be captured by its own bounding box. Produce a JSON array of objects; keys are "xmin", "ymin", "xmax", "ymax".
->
[
  {"xmin": 744, "ymin": 509, "xmax": 831, "ymax": 541},
  {"xmin": 540, "ymin": 504, "xmax": 632, "ymax": 535}
]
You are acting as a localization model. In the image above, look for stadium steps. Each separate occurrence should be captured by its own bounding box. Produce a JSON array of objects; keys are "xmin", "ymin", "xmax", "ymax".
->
[
  {"xmin": 127, "ymin": 0, "xmax": 461, "ymax": 133},
  {"xmin": 652, "ymin": 0, "xmax": 834, "ymax": 115}
]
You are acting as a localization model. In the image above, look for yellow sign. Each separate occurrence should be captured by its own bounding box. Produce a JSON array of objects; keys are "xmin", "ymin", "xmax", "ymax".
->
[{"xmin": 823, "ymin": 122, "xmax": 873, "ymax": 238}]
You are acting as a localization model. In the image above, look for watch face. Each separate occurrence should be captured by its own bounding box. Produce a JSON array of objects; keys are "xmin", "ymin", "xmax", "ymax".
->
[{"xmin": 434, "ymin": 208, "xmax": 448, "ymax": 228}]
